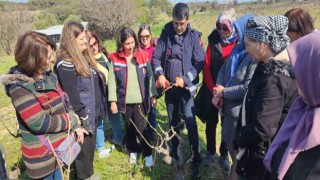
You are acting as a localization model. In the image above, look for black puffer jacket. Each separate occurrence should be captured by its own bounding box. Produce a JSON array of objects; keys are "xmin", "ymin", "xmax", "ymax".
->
[{"xmin": 234, "ymin": 50, "xmax": 298, "ymax": 180}]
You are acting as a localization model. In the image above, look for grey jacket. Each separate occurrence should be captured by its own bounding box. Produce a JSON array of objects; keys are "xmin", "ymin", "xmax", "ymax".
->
[{"xmin": 216, "ymin": 52, "xmax": 257, "ymax": 142}]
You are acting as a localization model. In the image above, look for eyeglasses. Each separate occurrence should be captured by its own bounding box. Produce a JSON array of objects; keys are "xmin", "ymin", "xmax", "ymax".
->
[
  {"xmin": 140, "ymin": 35, "xmax": 151, "ymax": 39},
  {"xmin": 173, "ymin": 21, "xmax": 187, "ymax": 27},
  {"xmin": 289, "ymin": 67, "xmax": 296, "ymax": 79},
  {"xmin": 216, "ymin": 24, "xmax": 229, "ymax": 32},
  {"xmin": 90, "ymin": 41, "xmax": 98, "ymax": 48}
]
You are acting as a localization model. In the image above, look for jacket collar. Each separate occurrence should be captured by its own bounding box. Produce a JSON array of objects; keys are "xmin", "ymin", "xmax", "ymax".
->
[{"xmin": 261, "ymin": 49, "xmax": 291, "ymax": 77}]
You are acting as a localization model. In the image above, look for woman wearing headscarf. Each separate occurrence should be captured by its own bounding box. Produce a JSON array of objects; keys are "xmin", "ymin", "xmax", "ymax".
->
[
  {"xmin": 264, "ymin": 31, "xmax": 320, "ymax": 180},
  {"xmin": 200, "ymin": 8, "xmax": 237, "ymax": 169},
  {"xmin": 234, "ymin": 15, "xmax": 297, "ymax": 180},
  {"xmin": 212, "ymin": 14, "xmax": 257, "ymax": 180}
]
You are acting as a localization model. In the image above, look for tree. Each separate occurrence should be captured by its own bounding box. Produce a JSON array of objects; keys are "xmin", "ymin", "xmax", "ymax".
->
[
  {"xmin": 33, "ymin": 12, "xmax": 58, "ymax": 29},
  {"xmin": 0, "ymin": 4, "xmax": 32, "ymax": 55},
  {"xmin": 78, "ymin": 0, "xmax": 138, "ymax": 40}
]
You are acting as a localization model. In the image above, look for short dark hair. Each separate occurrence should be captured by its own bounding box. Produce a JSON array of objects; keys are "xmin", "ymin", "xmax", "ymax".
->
[
  {"xmin": 172, "ymin": 3, "xmax": 189, "ymax": 20},
  {"xmin": 116, "ymin": 27, "xmax": 139, "ymax": 53},
  {"xmin": 285, "ymin": 8, "xmax": 314, "ymax": 36},
  {"xmin": 14, "ymin": 31, "xmax": 56, "ymax": 76}
]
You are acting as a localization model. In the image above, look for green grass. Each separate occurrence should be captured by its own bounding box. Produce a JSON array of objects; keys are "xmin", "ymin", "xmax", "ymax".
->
[{"xmin": 1, "ymin": 2, "xmax": 320, "ymax": 179}]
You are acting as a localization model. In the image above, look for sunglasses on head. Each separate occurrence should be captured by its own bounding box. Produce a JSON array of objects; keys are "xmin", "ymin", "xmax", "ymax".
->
[
  {"xmin": 140, "ymin": 35, "xmax": 151, "ymax": 39},
  {"xmin": 216, "ymin": 24, "xmax": 229, "ymax": 32}
]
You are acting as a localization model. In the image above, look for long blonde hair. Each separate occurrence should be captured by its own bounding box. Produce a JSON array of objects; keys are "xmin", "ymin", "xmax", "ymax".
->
[{"xmin": 57, "ymin": 21, "xmax": 97, "ymax": 77}]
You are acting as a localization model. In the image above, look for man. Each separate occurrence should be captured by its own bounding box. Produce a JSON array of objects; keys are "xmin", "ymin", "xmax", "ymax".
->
[{"xmin": 152, "ymin": 3, "xmax": 205, "ymax": 179}]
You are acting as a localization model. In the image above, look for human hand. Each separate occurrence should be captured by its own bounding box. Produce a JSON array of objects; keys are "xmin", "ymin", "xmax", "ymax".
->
[
  {"xmin": 151, "ymin": 97, "xmax": 157, "ymax": 107},
  {"xmin": 110, "ymin": 102, "xmax": 118, "ymax": 114},
  {"xmin": 212, "ymin": 97, "xmax": 222, "ymax": 108},
  {"xmin": 80, "ymin": 116, "xmax": 92, "ymax": 134},
  {"xmin": 157, "ymin": 75, "xmax": 168, "ymax": 88},
  {"xmin": 73, "ymin": 128, "xmax": 89, "ymax": 144},
  {"xmin": 213, "ymin": 85, "xmax": 224, "ymax": 98},
  {"xmin": 174, "ymin": 77, "xmax": 184, "ymax": 88}
]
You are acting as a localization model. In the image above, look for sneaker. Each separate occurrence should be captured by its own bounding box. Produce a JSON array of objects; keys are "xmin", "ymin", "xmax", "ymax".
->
[
  {"xmin": 97, "ymin": 148, "xmax": 110, "ymax": 158},
  {"xmin": 129, "ymin": 152, "xmax": 138, "ymax": 164},
  {"xmin": 203, "ymin": 152, "xmax": 214, "ymax": 166},
  {"xmin": 192, "ymin": 162, "xmax": 200, "ymax": 179},
  {"xmin": 219, "ymin": 155, "xmax": 231, "ymax": 171},
  {"xmin": 144, "ymin": 155, "xmax": 154, "ymax": 167}
]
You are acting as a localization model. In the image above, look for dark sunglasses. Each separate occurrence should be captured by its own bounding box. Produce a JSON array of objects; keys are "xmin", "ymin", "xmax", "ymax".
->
[
  {"xmin": 140, "ymin": 35, "xmax": 151, "ymax": 39},
  {"xmin": 216, "ymin": 24, "xmax": 229, "ymax": 32},
  {"xmin": 90, "ymin": 41, "xmax": 98, "ymax": 48},
  {"xmin": 289, "ymin": 67, "xmax": 295, "ymax": 79}
]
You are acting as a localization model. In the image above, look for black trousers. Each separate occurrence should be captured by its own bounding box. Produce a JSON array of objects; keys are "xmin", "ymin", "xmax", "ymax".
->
[
  {"xmin": 74, "ymin": 132, "xmax": 96, "ymax": 180},
  {"xmin": 205, "ymin": 107, "xmax": 228, "ymax": 157},
  {"xmin": 165, "ymin": 87, "xmax": 201, "ymax": 162},
  {"xmin": 123, "ymin": 104, "xmax": 152, "ymax": 157}
]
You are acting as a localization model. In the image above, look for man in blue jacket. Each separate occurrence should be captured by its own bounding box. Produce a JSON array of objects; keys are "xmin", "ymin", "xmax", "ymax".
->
[{"xmin": 152, "ymin": 3, "xmax": 205, "ymax": 179}]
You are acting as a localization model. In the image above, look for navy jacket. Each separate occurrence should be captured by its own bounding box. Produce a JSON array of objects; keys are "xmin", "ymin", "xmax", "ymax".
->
[
  {"xmin": 152, "ymin": 22, "xmax": 205, "ymax": 96},
  {"xmin": 54, "ymin": 58, "xmax": 107, "ymax": 132},
  {"xmin": 109, "ymin": 50, "xmax": 151, "ymax": 113}
]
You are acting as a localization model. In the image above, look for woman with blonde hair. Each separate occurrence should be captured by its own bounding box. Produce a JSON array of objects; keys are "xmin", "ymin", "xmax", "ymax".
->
[{"xmin": 54, "ymin": 21, "xmax": 106, "ymax": 180}]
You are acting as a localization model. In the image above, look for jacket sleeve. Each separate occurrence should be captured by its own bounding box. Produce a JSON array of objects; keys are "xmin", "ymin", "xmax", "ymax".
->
[
  {"xmin": 147, "ymin": 62, "xmax": 158, "ymax": 97},
  {"xmin": 151, "ymin": 31, "xmax": 166, "ymax": 79},
  {"xmin": 216, "ymin": 55, "xmax": 227, "ymax": 87},
  {"xmin": 9, "ymin": 85, "xmax": 79, "ymax": 134},
  {"xmin": 54, "ymin": 62, "xmax": 87, "ymax": 119},
  {"xmin": 203, "ymin": 45, "xmax": 214, "ymax": 94},
  {"xmin": 223, "ymin": 58, "xmax": 258, "ymax": 100},
  {"xmin": 108, "ymin": 62, "xmax": 117, "ymax": 102},
  {"xmin": 234, "ymin": 76, "xmax": 285, "ymax": 148},
  {"xmin": 182, "ymin": 32, "xmax": 205, "ymax": 89}
]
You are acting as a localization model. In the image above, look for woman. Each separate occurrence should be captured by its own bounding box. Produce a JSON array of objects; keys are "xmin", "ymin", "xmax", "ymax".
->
[
  {"xmin": 265, "ymin": 31, "xmax": 320, "ymax": 180},
  {"xmin": 54, "ymin": 21, "xmax": 106, "ymax": 180},
  {"xmin": 284, "ymin": 8, "xmax": 315, "ymax": 42},
  {"xmin": 234, "ymin": 15, "xmax": 297, "ymax": 180},
  {"xmin": 138, "ymin": 24, "xmax": 157, "ymax": 141},
  {"xmin": 200, "ymin": 8, "xmax": 237, "ymax": 168},
  {"xmin": 86, "ymin": 31, "xmax": 123, "ymax": 158},
  {"xmin": 108, "ymin": 27, "xmax": 157, "ymax": 167},
  {"xmin": 1, "ymin": 31, "xmax": 87, "ymax": 179},
  {"xmin": 212, "ymin": 14, "xmax": 257, "ymax": 179}
]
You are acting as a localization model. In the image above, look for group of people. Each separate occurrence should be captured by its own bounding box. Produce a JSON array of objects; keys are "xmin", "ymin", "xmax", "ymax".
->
[{"xmin": 1, "ymin": 1, "xmax": 320, "ymax": 180}]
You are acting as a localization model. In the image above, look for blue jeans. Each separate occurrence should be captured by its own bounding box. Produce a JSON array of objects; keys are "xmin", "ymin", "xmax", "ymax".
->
[
  {"xmin": 165, "ymin": 87, "xmax": 200, "ymax": 162},
  {"xmin": 39, "ymin": 168, "xmax": 62, "ymax": 180},
  {"xmin": 96, "ymin": 117, "xmax": 106, "ymax": 149},
  {"xmin": 107, "ymin": 107, "xmax": 123, "ymax": 145}
]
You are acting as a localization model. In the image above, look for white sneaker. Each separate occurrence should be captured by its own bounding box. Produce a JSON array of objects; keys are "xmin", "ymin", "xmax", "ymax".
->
[
  {"xmin": 145, "ymin": 155, "xmax": 154, "ymax": 167},
  {"xmin": 129, "ymin": 152, "xmax": 138, "ymax": 164}
]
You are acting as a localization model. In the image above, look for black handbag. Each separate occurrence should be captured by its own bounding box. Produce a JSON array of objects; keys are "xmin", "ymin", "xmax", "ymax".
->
[{"xmin": 194, "ymin": 84, "xmax": 213, "ymax": 123}]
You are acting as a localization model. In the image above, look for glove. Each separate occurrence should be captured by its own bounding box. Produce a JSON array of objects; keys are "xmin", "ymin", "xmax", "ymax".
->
[{"xmin": 80, "ymin": 115, "xmax": 93, "ymax": 134}]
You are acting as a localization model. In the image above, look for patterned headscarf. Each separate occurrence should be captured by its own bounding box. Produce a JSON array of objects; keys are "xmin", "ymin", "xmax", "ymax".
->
[
  {"xmin": 216, "ymin": 8, "xmax": 237, "ymax": 45},
  {"xmin": 245, "ymin": 15, "xmax": 290, "ymax": 54}
]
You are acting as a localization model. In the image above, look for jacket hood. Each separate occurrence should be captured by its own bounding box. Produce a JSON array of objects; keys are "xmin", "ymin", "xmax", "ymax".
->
[
  {"xmin": 262, "ymin": 49, "xmax": 291, "ymax": 77},
  {"xmin": 208, "ymin": 29, "xmax": 220, "ymax": 45},
  {"xmin": 0, "ymin": 66, "xmax": 35, "ymax": 96},
  {"xmin": 233, "ymin": 14, "xmax": 255, "ymax": 51}
]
